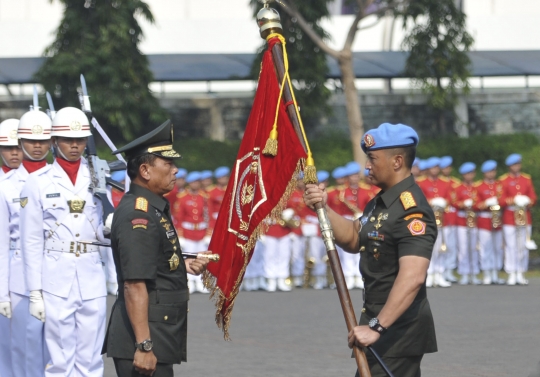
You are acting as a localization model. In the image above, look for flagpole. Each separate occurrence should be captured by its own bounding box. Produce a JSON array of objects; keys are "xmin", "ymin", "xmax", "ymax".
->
[{"xmin": 257, "ymin": 4, "xmax": 371, "ymax": 377}]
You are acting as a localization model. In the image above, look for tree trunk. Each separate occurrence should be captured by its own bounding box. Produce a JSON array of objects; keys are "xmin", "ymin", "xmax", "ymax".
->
[{"xmin": 338, "ymin": 51, "xmax": 366, "ymax": 171}]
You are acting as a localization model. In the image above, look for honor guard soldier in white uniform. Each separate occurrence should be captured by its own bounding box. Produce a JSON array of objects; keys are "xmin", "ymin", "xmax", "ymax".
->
[
  {"xmin": 0, "ymin": 119, "xmax": 23, "ymax": 178},
  {"xmin": 21, "ymin": 107, "xmax": 109, "ymax": 377},
  {"xmin": 0, "ymin": 118, "xmax": 23, "ymax": 377},
  {"xmin": 0, "ymin": 109, "xmax": 52, "ymax": 377}
]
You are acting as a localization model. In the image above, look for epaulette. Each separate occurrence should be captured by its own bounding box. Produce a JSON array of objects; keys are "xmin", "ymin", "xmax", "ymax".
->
[
  {"xmin": 498, "ymin": 173, "xmax": 509, "ymax": 180},
  {"xmin": 473, "ymin": 180, "xmax": 483, "ymax": 187},
  {"xmin": 359, "ymin": 182, "xmax": 371, "ymax": 190},
  {"xmin": 135, "ymin": 197, "xmax": 149, "ymax": 212},
  {"xmin": 521, "ymin": 173, "xmax": 531, "ymax": 179},
  {"xmin": 439, "ymin": 176, "xmax": 450, "ymax": 182},
  {"xmin": 400, "ymin": 191, "xmax": 417, "ymax": 210},
  {"xmin": 177, "ymin": 191, "xmax": 188, "ymax": 198},
  {"xmin": 416, "ymin": 176, "xmax": 427, "ymax": 182},
  {"xmin": 205, "ymin": 184, "xmax": 216, "ymax": 191}
]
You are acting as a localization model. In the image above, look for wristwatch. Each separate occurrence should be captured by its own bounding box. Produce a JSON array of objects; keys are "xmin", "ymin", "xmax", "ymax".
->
[
  {"xmin": 135, "ymin": 339, "xmax": 153, "ymax": 352},
  {"xmin": 368, "ymin": 318, "xmax": 387, "ymax": 335}
]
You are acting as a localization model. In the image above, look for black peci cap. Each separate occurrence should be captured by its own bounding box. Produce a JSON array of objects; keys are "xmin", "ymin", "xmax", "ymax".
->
[{"xmin": 113, "ymin": 120, "xmax": 181, "ymax": 160}]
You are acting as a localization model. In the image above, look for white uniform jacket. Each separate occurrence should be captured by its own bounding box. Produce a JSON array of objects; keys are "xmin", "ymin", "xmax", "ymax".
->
[
  {"xmin": 0, "ymin": 165, "xmax": 50, "ymax": 298},
  {"xmin": 20, "ymin": 158, "xmax": 107, "ymax": 300},
  {"xmin": 0, "ymin": 171, "xmax": 17, "ymax": 302}
]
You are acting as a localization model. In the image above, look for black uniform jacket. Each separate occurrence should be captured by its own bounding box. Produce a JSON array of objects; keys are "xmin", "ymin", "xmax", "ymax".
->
[
  {"xmin": 103, "ymin": 184, "xmax": 189, "ymax": 364},
  {"xmin": 358, "ymin": 175, "xmax": 438, "ymax": 357}
]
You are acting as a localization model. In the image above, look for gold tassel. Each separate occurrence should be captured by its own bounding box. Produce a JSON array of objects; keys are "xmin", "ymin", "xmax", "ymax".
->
[
  {"xmin": 303, "ymin": 154, "xmax": 318, "ymax": 184},
  {"xmin": 262, "ymin": 128, "xmax": 278, "ymax": 156}
]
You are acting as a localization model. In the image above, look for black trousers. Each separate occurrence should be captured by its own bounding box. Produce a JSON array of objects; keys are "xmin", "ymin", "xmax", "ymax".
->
[
  {"xmin": 113, "ymin": 358, "xmax": 174, "ymax": 377},
  {"xmin": 355, "ymin": 353, "xmax": 423, "ymax": 377}
]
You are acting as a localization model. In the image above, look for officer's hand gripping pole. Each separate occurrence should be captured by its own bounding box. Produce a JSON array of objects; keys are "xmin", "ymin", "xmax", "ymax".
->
[{"xmin": 256, "ymin": 3, "xmax": 371, "ymax": 375}]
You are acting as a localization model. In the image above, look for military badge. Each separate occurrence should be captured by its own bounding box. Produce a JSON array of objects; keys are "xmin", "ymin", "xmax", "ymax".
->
[
  {"xmin": 9, "ymin": 130, "xmax": 17, "ymax": 140},
  {"xmin": 70, "ymin": 121, "xmax": 82, "ymax": 131},
  {"xmin": 68, "ymin": 197, "xmax": 86, "ymax": 213},
  {"xmin": 363, "ymin": 133, "xmax": 375, "ymax": 148},
  {"xmin": 400, "ymin": 191, "xmax": 417, "ymax": 210},
  {"xmin": 32, "ymin": 125, "xmax": 43, "ymax": 135},
  {"xmin": 407, "ymin": 219, "xmax": 426, "ymax": 236},
  {"xmin": 135, "ymin": 197, "xmax": 148, "ymax": 212},
  {"xmin": 19, "ymin": 197, "xmax": 28, "ymax": 208},
  {"xmin": 132, "ymin": 218, "xmax": 148, "ymax": 230},
  {"xmin": 168, "ymin": 253, "xmax": 180, "ymax": 271}
]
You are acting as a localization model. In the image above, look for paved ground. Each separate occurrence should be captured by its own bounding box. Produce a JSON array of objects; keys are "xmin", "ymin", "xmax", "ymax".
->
[{"xmin": 103, "ymin": 279, "xmax": 540, "ymax": 377}]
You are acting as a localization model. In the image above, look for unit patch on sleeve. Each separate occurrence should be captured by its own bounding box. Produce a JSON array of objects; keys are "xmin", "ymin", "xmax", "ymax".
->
[
  {"xmin": 407, "ymin": 219, "xmax": 426, "ymax": 236},
  {"xmin": 135, "ymin": 197, "xmax": 148, "ymax": 212},
  {"xmin": 400, "ymin": 191, "xmax": 417, "ymax": 210},
  {"xmin": 132, "ymin": 218, "xmax": 149, "ymax": 230},
  {"xmin": 404, "ymin": 213, "xmax": 423, "ymax": 221},
  {"xmin": 20, "ymin": 197, "xmax": 28, "ymax": 208}
]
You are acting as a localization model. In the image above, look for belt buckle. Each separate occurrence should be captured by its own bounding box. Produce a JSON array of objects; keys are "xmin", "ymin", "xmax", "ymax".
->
[
  {"xmin": 75, "ymin": 242, "xmax": 81, "ymax": 257},
  {"xmin": 194, "ymin": 223, "xmax": 199, "ymax": 230}
]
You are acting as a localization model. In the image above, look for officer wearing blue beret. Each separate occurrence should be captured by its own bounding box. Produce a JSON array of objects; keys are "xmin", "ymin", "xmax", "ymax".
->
[{"xmin": 304, "ymin": 123, "xmax": 437, "ymax": 377}]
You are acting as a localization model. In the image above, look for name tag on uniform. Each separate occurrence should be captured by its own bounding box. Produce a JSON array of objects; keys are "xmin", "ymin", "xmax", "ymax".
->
[
  {"xmin": 46, "ymin": 193, "xmax": 60, "ymax": 198},
  {"xmin": 12, "ymin": 198, "xmax": 20, "ymax": 203},
  {"xmin": 166, "ymin": 230, "xmax": 176, "ymax": 239},
  {"xmin": 367, "ymin": 231, "xmax": 385, "ymax": 241}
]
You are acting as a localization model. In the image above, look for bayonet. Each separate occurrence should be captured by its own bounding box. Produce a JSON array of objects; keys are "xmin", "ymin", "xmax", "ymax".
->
[
  {"xmin": 32, "ymin": 84, "xmax": 40, "ymax": 111},
  {"xmin": 46, "ymin": 92, "xmax": 56, "ymax": 120}
]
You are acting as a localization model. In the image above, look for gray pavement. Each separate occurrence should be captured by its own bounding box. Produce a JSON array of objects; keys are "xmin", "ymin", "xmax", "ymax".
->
[{"xmin": 103, "ymin": 279, "xmax": 540, "ymax": 377}]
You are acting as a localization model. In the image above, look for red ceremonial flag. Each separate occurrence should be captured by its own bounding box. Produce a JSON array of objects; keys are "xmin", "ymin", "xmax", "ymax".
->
[{"xmin": 203, "ymin": 37, "xmax": 307, "ymax": 339}]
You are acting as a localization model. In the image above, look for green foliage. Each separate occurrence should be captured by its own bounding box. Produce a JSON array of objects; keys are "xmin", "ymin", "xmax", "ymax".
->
[
  {"xmin": 249, "ymin": 0, "xmax": 332, "ymax": 128},
  {"xmin": 35, "ymin": 0, "xmax": 167, "ymax": 142},
  {"xmin": 401, "ymin": 0, "xmax": 474, "ymax": 131}
]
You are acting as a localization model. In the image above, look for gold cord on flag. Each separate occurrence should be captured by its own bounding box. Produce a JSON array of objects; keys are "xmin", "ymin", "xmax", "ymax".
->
[{"xmin": 263, "ymin": 33, "xmax": 318, "ymax": 185}]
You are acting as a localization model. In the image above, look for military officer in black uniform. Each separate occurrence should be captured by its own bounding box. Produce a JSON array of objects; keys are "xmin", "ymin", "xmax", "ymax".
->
[
  {"xmin": 304, "ymin": 123, "xmax": 437, "ymax": 377},
  {"xmin": 102, "ymin": 120, "xmax": 210, "ymax": 377}
]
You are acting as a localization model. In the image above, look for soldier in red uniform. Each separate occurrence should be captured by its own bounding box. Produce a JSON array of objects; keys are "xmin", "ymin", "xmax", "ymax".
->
[
  {"xmin": 439, "ymin": 156, "xmax": 460, "ymax": 283},
  {"xmin": 176, "ymin": 171, "xmax": 211, "ymax": 293},
  {"xmin": 207, "ymin": 166, "xmax": 229, "ymax": 233},
  {"xmin": 417, "ymin": 157, "xmax": 452, "ymax": 287},
  {"xmin": 452, "ymin": 162, "xmax": 480, "ymax": 285},
  {"xmin": 167, "ymin": 168, "xmax": 187, "ymax": 228},
  {"xmin": 200, "ymin": 170, "xmax": 213, "ymax": 192},
  {"xmin": 475, "ymin": 160, "xmax": 505, "ymax": 285},
  {"xmin": 499, "ymin": 153, "xmax": 537, "ymax": 285},
  {"xmin": 262, "ymin": 211, "xmax": 295, "ymax": 292}
]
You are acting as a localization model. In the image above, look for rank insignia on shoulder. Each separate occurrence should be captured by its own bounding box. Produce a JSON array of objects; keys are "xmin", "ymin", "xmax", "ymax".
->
[
  {"xmin": 404, "ymin": 213, "xmax": 423, "ymax": 221},
  {"xmin": 135, "ymin": 197, "xmax": 148, "ymax": 212},
  {"xmin": 20, "ymin": 197, "xmax": 28, "ymax": 208},
  {"xmin": 400, "ymin": 191, "xmax": 417, "ymax": 210},
  {"xmin": 407, "ymin": 219, "xmax": 426, "ymax": 236},
  {"xmin": 132, "ymin": 218, "xmax": 149, "ymax": 230}
]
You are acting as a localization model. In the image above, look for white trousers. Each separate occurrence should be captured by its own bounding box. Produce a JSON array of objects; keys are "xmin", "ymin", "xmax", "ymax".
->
[
  {"xmin": 10, "ymin": 292, "xmax": 48, "ymax": 377},
  {"xmin": 43, "ymin": 273, "xmax": 106, "ymax": 377},
  {"xmin": 477, "ymin": 229, "xmax": 503, "ymax": 271},
  {"xmin": 263, "ymin": 236, "xmax": 292, "ymax": 279},
  {"xmin": 339, "ymin": 248, "xmax": 361, "ymax": 277},
  {"xmin": 290, "ymin": 234, "xmax": 305, "ymax": 277},
  {"xmin": 0, "ymin": 312, "xmax": 12, "ymax": 377},
  {"xmin": 428, "ymin": 232, "xmax": 446, "ymax": 274},
  {"xmin": 244, "ymin": 241, "xmax": 264, "ymax": 279},
  {"xmin": 103, "ymin": 246, "xmax": 117, "ymax": 284},
  {"xmin": 309, "ymin": 236, "xmax": 327, "ymax": 277},
  {"xmin": 182, "ymin": 239, "xmax": 208, "ymax": 283},
  {"xmin": 444, "ymin": 226, "xmax": 458, "ymax": 270},
  {"xmin": 457, "ymin": 226, "xmax": 479, "ymax": 275},
  {"xmin": 503, "ymin": 225, "xmax": 530, "ymax": 273}
]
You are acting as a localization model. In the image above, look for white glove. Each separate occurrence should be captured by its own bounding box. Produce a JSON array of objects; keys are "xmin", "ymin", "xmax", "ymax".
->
[
  {"xmin": 463, "ymin": 199, "xmax": 473, "ymax": 208},
  {"xmin": 0, "ymin": 302, "xmax": 11, "ymax": 319},
  {"xmin": 178, "ymin": 237, "xmax": 186, "ymax": 245},
  {"xmin": 29, "ymin": 290, "xmax": 45, "ymax": 322},
  {"xmin": 485, "ymin": 197, "xmax": 498, "ymax": 207},
  {"xmin": 431, "ymin": 197, "xmax": 447, "ymax": 209},
  {"xmin": 514, "ymin": 195, "xmax": 531, "ymax": 207},
  {"xmin": 281, "ymin": 208, "xmax": 295, "ymax": 221},
  {"xmin": 107, "ymin": 281, "xmax": 118, "ymax": 295},
  {"xmin": 301, "ymin": 223, "xmax": 318, "ymax": 237},
  {"xmin": 526, "ymin": 239, "xmax": 538, "ymax": 250}
]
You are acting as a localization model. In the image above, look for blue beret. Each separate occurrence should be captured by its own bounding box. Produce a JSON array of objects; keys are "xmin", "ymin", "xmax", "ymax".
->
[
  {"xmin": 481, "ymin": 160, "xmax": 497, "ymax": 173},
  {"xmin": 361, "ymin": 123, "xmax": 419, "ymax": 153},
  {"xmin": 332, "ymin": 167, "xmax": 347, "ymax": 179},
  {"xmin": 364, "ymin": 168, "xmax": 370, "ymax": 176},
  {"xmin": 345, "ymin": 161, "xmax": 360, "ymax": 175},
  {"xmin": 297, "ymin": 171, "xmax": 304, "ymax": 179},
  {"xmin": 417, "ymin": 159, "xmax": 427, "ymax": 170},
  {"xmin": 413, "ymin": 157, "xmax": 420, "ymax": 167},
  {"xmin": 317, "ymin": 170, "xmax": 329, "ymax": 182},
  {"xmin": 175, "ymin": 168, "xmax": 187, "ymax": 179},
  {"xmin": 439, "ymin": 156, "xmax": 453, "ymax": 169},
  {"xmin": 200, "ymin": 170, "xmax": 213, "ymax": 180},
  {"xmin": 214, "ymin": 166, "xmax": 230, "ymax": 178},
  {"xmin": 459, "ymin": 162, "xmax": 476, "ymax": 175},
  {"xmin": 505, "ymin": 153, "xmax": 521, "ymax": 166},
  {"xmin": 424, "ymin": 157, "xmax": 441, "ymax": 170},
  {"xmin": 186, "ymin": 171, "xmax": 201, "ymax": 183},
  {"xmin": 111, "ymin": 170, "xmax": 126, "ymax": 182}
]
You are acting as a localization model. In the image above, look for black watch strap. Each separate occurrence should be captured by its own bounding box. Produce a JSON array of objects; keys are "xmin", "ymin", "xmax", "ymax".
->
[
  {"xmin": 135, "ymin": 339, "xmax": 153, "ymax": 352},
  {"xmin": 369, "ymin": 318, "xmax": 388, "ymax": 335}
]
